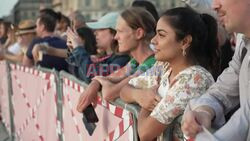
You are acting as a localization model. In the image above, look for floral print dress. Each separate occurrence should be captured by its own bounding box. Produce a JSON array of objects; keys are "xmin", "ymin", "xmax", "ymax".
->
[{"xmin": 128, "ymin": 61, "xmax": 215, "ymax": 141}]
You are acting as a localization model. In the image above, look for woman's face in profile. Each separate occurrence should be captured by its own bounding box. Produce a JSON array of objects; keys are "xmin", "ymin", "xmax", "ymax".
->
[
  {"xmin": 151, "ymin": 17, "xmax": 183, "ymax": 62},
  {"xmin": 94, "ymin": 29, "xmax": 114, "ymax": 50}
]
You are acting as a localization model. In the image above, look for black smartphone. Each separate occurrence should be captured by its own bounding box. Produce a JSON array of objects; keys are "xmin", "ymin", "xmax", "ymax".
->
[
  {"xmin": 83, "ymin": 104, "xmax": 99, "ymax": 123},
  {"xmin": 82, "ymin": 114, "xmax": 96, "ymax": 136}
]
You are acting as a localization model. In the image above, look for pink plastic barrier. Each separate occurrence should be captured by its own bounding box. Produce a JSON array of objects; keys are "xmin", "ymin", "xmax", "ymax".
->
[
  {"xmin": 0, "ymin": 61, "xmax": 11, "ymax": 133},
  {"xmin": 62, "ymin": 77, "xmax": 134, "ymax": 141},
  {"xmin": 10, "ymin": 64, "xmax": 60, "ymax": 141}
]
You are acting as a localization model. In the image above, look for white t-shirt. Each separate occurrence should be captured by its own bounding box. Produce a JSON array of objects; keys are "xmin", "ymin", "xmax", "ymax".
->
[{"xmin": 7, "ymin": 42, "xmax": 22, "ymax": 55}]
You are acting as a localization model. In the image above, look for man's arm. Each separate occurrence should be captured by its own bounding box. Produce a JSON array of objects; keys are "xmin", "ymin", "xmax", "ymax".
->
[
  {"xmin": 47, "ymin": 47, "xmax": 67, "ymax": 58},
  {"xmin": 105, "ymin": 65, "xmax": 129, "ymax": 83},
  {"xmin": 120, "ymin": 84, "xmax": 145, "ymax": 103},
  {"xmin": 23, "ymin": 38, "xmax": 40, "ymax": 67},
  {"xmin": 76, "ymin": 62, "xmax": 131, "ymax": 111},
  {"xmin": 32, "ymin": 44, "xmax": 68, "ymax": 59},
  {"xmin": 138, "ymin": 108, "xmax": 166, "ymax": 141},
  {"xmin": 191, "ymin": 36, "xmax": 244, "ymax": 127},
  {"xmin": 96, "ymin": 75, "xmax": 134, "ymax": 101},
  {"xmin": 93, "ymin": 64, "xmax": 141, "ymax": 101},
  {"xmin": 3, "ymin": 53, "xmax": 23, "ymax": 63}
]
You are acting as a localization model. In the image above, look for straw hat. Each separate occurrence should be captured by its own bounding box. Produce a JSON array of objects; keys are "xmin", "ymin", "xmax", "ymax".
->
[{"xmin": 15, "ymin": 20, "xmax": 36, "ymax": 35}]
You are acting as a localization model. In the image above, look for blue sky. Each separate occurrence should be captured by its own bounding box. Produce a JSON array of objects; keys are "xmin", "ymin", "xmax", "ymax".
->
[{"xmin": 0, "ymin": 0, "xmax": 18, "ymax": 18}]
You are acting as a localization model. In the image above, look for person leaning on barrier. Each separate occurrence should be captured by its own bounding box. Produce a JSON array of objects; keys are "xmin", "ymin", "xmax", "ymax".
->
[
  {"xmin": 66, "ymin": 12, "xmax": 130, "ymax": 83},
  {"xmin": 1, "ymin": 23, "xmax": 18, "ymax": 52},
  {"xmin": 22, "ymin": 12, "xmax": 69, "ymax": 72},
  {"xmin": 0, "ymin": 20, "xmax": 36, "ymax": 63},
  {"xmin": 0, "ymin": 23, "xmax": 24, "ymax": 62},
  {"xmin": 32, "ymin": 13, "xmax": 127, "ymax": 84},
  {"xmin": 181, "ymin": 0, "xmax": 250, "ymax": 140},
  {"xmin": 76, "ymin": 7, "xmax": 157, "ymax": 113},
  {"xmin": 120, "ymin": 7, "xmax": 220, "ymax": 141},
  {"xmin": 32, "ymin": 26, "xmax": 98, "ymax": 77},
  {"xmin": 32, "ymin": 27, "xmax": 97, "ymax": 58},
  {"xmin": 180, "ymin": 0, "xmax": 234, "ymax": 80}
]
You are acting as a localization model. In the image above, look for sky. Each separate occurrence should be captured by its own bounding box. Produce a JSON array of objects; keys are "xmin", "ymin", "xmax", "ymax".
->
[{"xmin": 0, "ymin": 0, "xmax": 18, "ymax": 18}]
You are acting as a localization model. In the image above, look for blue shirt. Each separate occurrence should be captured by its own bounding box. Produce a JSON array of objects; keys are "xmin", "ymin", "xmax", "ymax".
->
[{"xmin": 26, "ymin": 36, "xmax": 68, "ymax": 71}]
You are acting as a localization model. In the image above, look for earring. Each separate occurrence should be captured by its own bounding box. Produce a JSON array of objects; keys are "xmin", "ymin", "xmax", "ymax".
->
[{"xmin": 182, "ymin": 49, "xmax": 186, "ymax": 57}]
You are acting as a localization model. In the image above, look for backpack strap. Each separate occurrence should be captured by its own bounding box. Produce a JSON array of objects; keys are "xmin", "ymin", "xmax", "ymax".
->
[
  {"xmin": 240, "ymin": 47, "xmax": 247, "ymax": 63},
  {"xmin": 225, "ymin": 47, "xmax": 247, "ymax": 121}
]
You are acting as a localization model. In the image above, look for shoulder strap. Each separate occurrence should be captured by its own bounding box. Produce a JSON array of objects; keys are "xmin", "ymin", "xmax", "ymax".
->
[
  {"xmin": 225, "ymin": 47, "xmax": 247, "ymax": 121},
  {"xmin": 240, "ymin": 47, "xmax": 247, "ymax": 63}
]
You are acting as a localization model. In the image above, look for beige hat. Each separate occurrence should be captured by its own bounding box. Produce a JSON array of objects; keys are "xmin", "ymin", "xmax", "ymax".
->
[{"xmin": 15, "ymin": 20, "xmax": 36, "ymax": 35}]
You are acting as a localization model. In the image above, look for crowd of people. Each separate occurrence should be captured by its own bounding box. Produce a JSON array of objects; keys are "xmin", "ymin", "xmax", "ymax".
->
[{"xmin": 1, "ymin": 0, "xmax": 249, "ymax": 140}]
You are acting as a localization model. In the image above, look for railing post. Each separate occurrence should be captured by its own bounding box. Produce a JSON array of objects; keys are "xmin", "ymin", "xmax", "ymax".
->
[
  {"xmin": 6, "ymin": 62, "xmax": 15, "ymax": 141},
  {"xmin": 55, "ymin": 70, "xmax": 64, "ymax": 141}
]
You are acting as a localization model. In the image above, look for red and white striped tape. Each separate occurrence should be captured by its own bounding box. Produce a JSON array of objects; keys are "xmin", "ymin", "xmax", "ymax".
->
[
  {"xmin": 63, "ymin": 78, "xmax": 85, "ymax": 93},
  {"xmin": 96, "ymin": 97, "xmax": 133, "ymax": 141},
  {"xmin": 10, "ymin": 64, "xmax": 59, "ymax": 141},
  {"xmin": 10, "ymin": 64, "xmax": 55, "ymax": 81},
  {"xmin": 63, "ymin": 78, "xmax": 134, "ymax": 141},
  {"xmin": 63, "ymin": 87, "xmax": 83, "ymax": 141},
  {"xmin": 62, "ymin": 78, "xmax": 85, "ymax": 141},
  {"xmin": 13, "ymin": 74, "xmax": 48, "ymax": 140}
]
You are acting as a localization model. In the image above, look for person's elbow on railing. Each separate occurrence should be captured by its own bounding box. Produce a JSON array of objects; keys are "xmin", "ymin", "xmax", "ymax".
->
[
  {"xmin": 120, "ymin": 84, "xmax": 161, "ymax": 111},
  {"xmin": 138, "ymin": 108, "xmax": 164, "ymax": 141},
  {"xmin": 92, "ymin": 76, "xmax": 122, "ymax": 102},
  {"xmin": 120, "ymin": 84, "xmax": 134, "ymax": 103}
]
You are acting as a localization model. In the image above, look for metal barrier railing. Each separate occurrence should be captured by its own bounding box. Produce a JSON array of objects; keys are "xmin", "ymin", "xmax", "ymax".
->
[{"xmin": 0, "ymin": 61, "xmax": 176, "ymax": 141}]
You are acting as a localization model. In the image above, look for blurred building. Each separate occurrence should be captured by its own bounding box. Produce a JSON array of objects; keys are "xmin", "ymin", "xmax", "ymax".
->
[
  {"xmin": 10, "ymin": 0, "xmax": 185, "ymax": 24},
  {"xmin": 13, "ymin": 0, "xmax": 52, "ymax": 24},
  {"xmin": 52, "ymin": 0, "xmax": 185, "ymax": 21},
  {"xmin": 52, "ymin": 0, "xmax": 132, "ymax": 20}
]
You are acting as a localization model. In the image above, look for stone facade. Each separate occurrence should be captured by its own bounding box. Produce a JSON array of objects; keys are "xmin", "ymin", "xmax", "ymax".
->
[
  {"xmin": 52, "ymin": 0, "xmax": 185, "ymax": 21},
  {"xmin": 13, "ymin": 0, "xmax": 52, "ymax": 24}
]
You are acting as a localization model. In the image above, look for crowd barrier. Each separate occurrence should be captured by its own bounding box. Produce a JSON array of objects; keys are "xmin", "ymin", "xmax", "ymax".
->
[
  {"xmin": 10, "ymin": 64, "xmax": 59, "ymax": 141},
  {"xmin": 60, "ymin": 71, "xmax": 134, "ymax": 141},
  {"xmin": 0, "ymin": 61, "xmax": 12, "ymax": 137},
  {"xmin": 0, "ymin": 61, "xmax": 175, "ymax": 141}
]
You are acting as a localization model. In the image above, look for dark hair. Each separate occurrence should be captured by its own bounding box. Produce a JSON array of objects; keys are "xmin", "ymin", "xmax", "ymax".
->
[
  {"xmin": 38, "ymin": 14, "xmax": 57, "ymax": 32},
  {"xmin": 120, "ymin": 7, "xmax": 156, "ymax": 44},
  {"xmin": 162, "ymin": 7, "xmax": 219, "ymax": 79},
  {"xmin": 132, "ymin": 0, "xmax": 159, "ymax": 21},
  {"xmin": 2, "ymin": 21, "xmax": 11, "ymax": 37},
  {"xmin": 39, "ymin": 8, "xmax": 61, "ymax": 22},
  {"xmin": 109, "ymin": 28, "xmax": 119, "ymax": 53},
  {"xmin": 76, "ymin": 27, "xmax": 97, "ymax": 55},
  {"xmin": 61, "ymin": 14, "xmax": 70, "ymax": 27}
]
